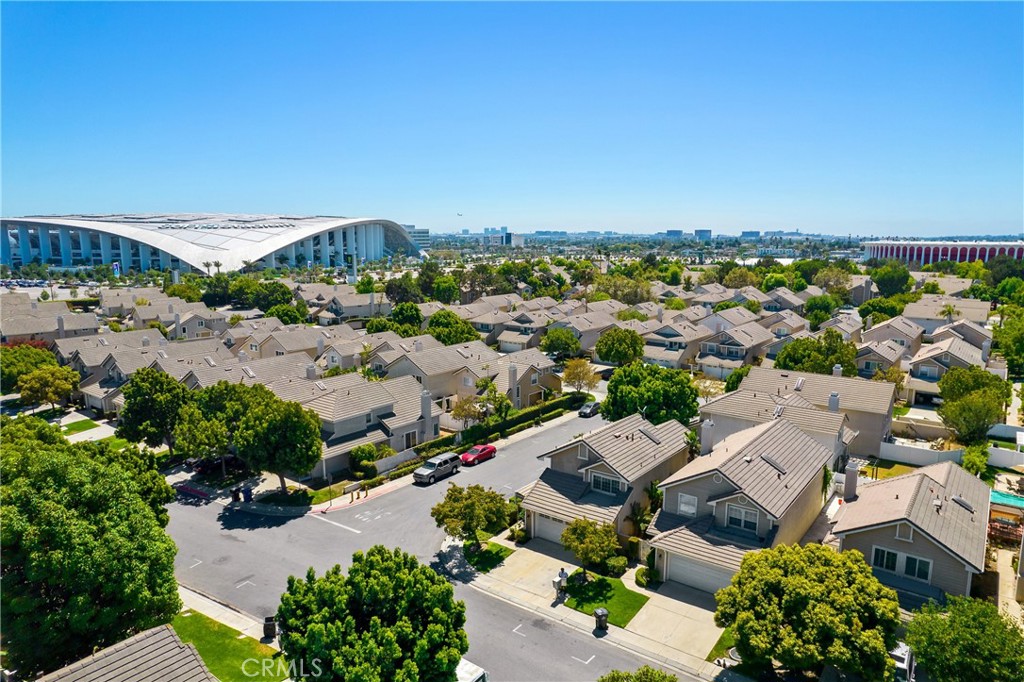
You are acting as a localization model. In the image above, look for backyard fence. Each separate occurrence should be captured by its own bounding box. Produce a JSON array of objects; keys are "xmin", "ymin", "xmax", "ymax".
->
[{"xmin": 878, "ymin": 441, "xmax": 962, "ymax": 467}]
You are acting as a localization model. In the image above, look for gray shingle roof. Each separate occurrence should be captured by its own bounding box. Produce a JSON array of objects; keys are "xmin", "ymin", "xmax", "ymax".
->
[
  {"xmin": 864, "ymin": 315, "xmax": 924, "ymax": 341},
  {"xmin": 573, "ymin": 413, "xmax": 690, "ymax": 482},
  {"xmin": 902, "ymin": 295, "xmax": 990, "ymax": 323},
  {"xmin": 738, "ymin": 366, "xmax": 896, "ymax": 416},
  {"xmin": 857, "ymin": 339, "xmax": 906, "ymax": 364},
  {"xmin": 910, "ymin": 336, "xmax": 982, "ymax": 368},
  {"xmin": 646, "ymin": 511, "xmax": 753, "ymax": 571},
  {"xmin": 521, "ymin": 468, "xmax": 625, "ymax": 526},
  {"xmin": 931, "ymin": 318, "xmax": 992, "ymax": 341},
  {"xmin": 832, "ymin": 461, "xmax": 990, "ymax": 571},
  {"xmin": 388, "ymin": 341, "xmax": 501, "ymax": 376},
  {"xmin": 38, "ymin": 624, "xmax": 217, "ymax": 682},
  {"xmin": 700, "ymin": 389, "xmax": 850, "ymax": 440}
]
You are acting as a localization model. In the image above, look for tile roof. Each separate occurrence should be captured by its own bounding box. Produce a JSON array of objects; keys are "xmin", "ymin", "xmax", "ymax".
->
[
  {"xmin": 183, "ymin": 353, "xmax": 314, "ymax": 388},
  {"xmin": 902, "ymin": 295, "xmax": 990, "ymax": 323},
  {"xmin": 768, "ymin": 287, "xmax": 804, "ymax": 308},
  {"xmin": 38, "ymin": 624, "xmax": 217, "ymax": 682},
  {"xmin": 711, "ymin": 306, "xmax": 758, "ymax": 327},
  {"xmin": 857, "ymin": 339, "xmax": 906, "ymax": 364},
  {"xmin": 931, "ymin": 318, "xmax": 992, "ymax": 342},
  {"xmin": 738, "ymin": 366, "xmax": 896, "ymax": 415},
  {"xmin": 386, "ymin": 341, "xmax": 502, "ymax": 377},
  {"xmin": 832, "ymin": 461, "xmax": 990, "ymax": 571},
  {"xmin": 521, "ymin": 468, "xmax": 625, "ymax": 526},
  {"xmin": 646, "ymin": 512, "xmax": 755, "ymax": 572},
  {"xmin": 910, "ymin": 336, "xmax": 983, "ymax": 368},
  {"xmin": 716, "ymin": 320, "xmax": 774, "ymax": 348},
  {"xmin": 571, "ymin": 413, "xmax": 690, "ymax": 482},
  {"xmin": 700, "ymin": 389, "xmax": 850, "ymax": 440},
  {"xmin": 864, "ymin": 315, "xmax": 924, "ymax": 341}
]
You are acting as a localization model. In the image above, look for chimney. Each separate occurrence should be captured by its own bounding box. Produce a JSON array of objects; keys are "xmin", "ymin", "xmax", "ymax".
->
[
  {"xmin": 700, "ymin": 418, "xmax": 715, "ymax": 455},
  {"xmin": 172, "ymin": 269, "xmax": 180, "ymax": 285},
  {"xmin": 173, "ymin": 313, "xmax": 181, "ymax": 340},
  {"xmin": 844, "ymin": 462, "xmax": 859, "ymax": 502},
  {"xmin": 656, "ymin": 307, "xmax": 663, "ymax": 323},
  {"xmin": 305, "ymin": 364, "xmax": 317, "ymax": 380},
  {"xmin": 420, "ymin": 389, "xmax": 433, "ymax": 440},
  {"xmin": 828, "ymin": 391, "xmax": 840, "ymax": 413},
  {"xmin": 509, "ymin": 364, "xmax": 519, "ymax": 408},
  {"xmin": 832, "ymin": 363, "xmax": 843, "ymax": 377},
  {"xmin": 982, "ymin": 339, "xmax": 991, "ymax": 363},
  {"xmin": 57, "ymin": 315, "xmax": 66, "ymax": 339},
  {"xmin": 317, "ymin": 336, "xmax": 325, "ymax": 356},
  {"xmin": 168, "ymin": 303, "xmax": 174, "ymax": 313},
  {"xmin": 864, "ymin": 315, "xmax": 873, "ymax": 330},
  {"xmin": 142, "ymin": 336, "xmax": 151, "ymax": 347},
  {"xmin": 582, "ymin": 298, "xmax": 588, "ymax": 314},
  {"xmin": 238, "ymin": 350, "xmax": 249, "ymax": 362},
  {"xmin": 353, "ymin": 353, "xmax": 361, "ymax": 367},
  {"xmin": 414, "ymin": 339, "xmax": 423, "ymax": 352}
]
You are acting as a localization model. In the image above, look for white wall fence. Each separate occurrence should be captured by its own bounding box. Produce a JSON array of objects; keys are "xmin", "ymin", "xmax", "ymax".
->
[
  {"xmin": 989, "ymin": 447, "xmax": 1024, "ymax": 469},
  {"xmin": 878, "ymin": 441, "xmax": 963, "ymax": 467},
  {"xmin": 374, "ymin": 448, "xmax": 420, "ymax": 475},
  {"xmin": 440, "ymin": 413, "xmax": 467, "ymax": 432}
]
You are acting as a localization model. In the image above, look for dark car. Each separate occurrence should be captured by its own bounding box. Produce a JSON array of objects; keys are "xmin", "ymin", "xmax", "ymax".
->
[
  {"xmin": 460, "ymin": 444, "xmax": 497, "ymax": 466},
  {"xmin": 578, "ymin": 401, "xmax": 601, "ymax": 418},
  {"xmin": 596, "ymin": 366, "xmax": 616, "ymax": 381}
]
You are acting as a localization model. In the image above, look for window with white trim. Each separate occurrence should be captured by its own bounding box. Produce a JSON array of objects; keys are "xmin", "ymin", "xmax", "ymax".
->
[
  {"xmin": 577, "ymin": 447, "xmax": 588, "ymax": 461},
  {"xmin": 463, "ymin": 376, "xmax": 473, "ymax": 387},
  {"xmin": 872, "ymin": 547, "xmax": 898, "ymax": 572},
  {"xmin": 704, "ymin": 343, "xmax": 718, "ymax": 355},
  {"xmin": 727, "ymin": 505, "xmax": 757, "ymax": 533},
  {"xmin": 249, "ymin": 343, "xmax": 258, "ymax": 352},
  {"xmin": 895, "ymin": 523, "xmax": 913, "ymax": 542},
  {"xmin": 591, "ymin": 473, "xmax": 621, "ymax": 495},
  {"xmin": 677, "ymin": 493, "xmax": 697, "ymax": 517},
  {"xmin": 531, "ymin": 374, "xmax": 538, "ymax": 385},
  {"xmin": 904, "ymin": 556, "xmax": 931, "ymax": 581},
  {"xmin": 198, "ymin": 320, "xmax": 205, "ymax": 328}
]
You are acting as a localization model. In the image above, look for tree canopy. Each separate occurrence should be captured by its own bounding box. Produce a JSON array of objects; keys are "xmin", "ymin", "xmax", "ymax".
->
[
  {"xmin": 597, "ymin": 667, "xmax": 678, "ymax": 682},
  {"xmin": 116, "ymin": 366, "xmax": 193, "ymax": 454},
  {"xmin": 715, "ymin": 544, "xmax": 900, "ymax": 679},
  {"xmin": 391, "ymin": 301, "xmax": 424, "ymax": 328},
  {"xmin": 385, "ymin": 272, "xmax": 424, "ymax": 304},
  {"xmin": 938, "ymin": 365, "xmax": 1012, "ymax": 405},
  {"xmin": 235, "ymin": 396, "xmax": 323, "ymax": 493},
  {"xmin": 426, "ymin": 309, "xmax": 480, "ymax": 346},
  {"xmin": 17, "ymin": 364, "xmax": 80, "ymax": 410},
  {"xmin": 430, "ymin": 484, "xmax": 509, "ymax": 550},
  {"xmin": 1, "ymin": 415, "xmax": 180, "ymax": 675},
  {"xmin": 540, "ymin": 326, "xmax": 582, "ymax": 360},
  {"xmin": 938, "ymin": 388, "xmax": 1004, "ymax": 444},
  {"xmin": 995, "ymin": 305, "xmax": 1024, "ymax": 376},
  {"xmin": 595, "ymin": 327, "xmax": 645, "ymax": 366},
  {"xmin": 432, "ymin": 275, "xmax": 460, "ymax": 304},
  {"xmin": 906, "ymin": 596, "xmax": 1024, "ymax": 682},
  {"xmin": 264, "ymin": 303, "xmax": 306, "ymax": 325},
  {"xmin": 0, "ymin": 343, "xmax": 57, "ymax": 393},
  {"xmin": 724, "ymin": 365, "xmax": 751, "ymax": 392},
  {"xmin": 563, "ymin": 358, "xmax": 600, "ymax": 394},
  {"xmin": 560, "ymin": 518, "xmax": 620, "ymax": 579},
  {"xmin": 871, "ymin": 260, "xmax": 912, "ymax": 298},
  {"xmin": 602, "ymin": 362, "xmax": 699, "ymax": 425},
  {"xmin": 277, "ymin": 546, "xmax": 468, "ymax": 682},
  {"xmin": 774, "ymin": 328, "xmax": 857, "ymax": 377}
]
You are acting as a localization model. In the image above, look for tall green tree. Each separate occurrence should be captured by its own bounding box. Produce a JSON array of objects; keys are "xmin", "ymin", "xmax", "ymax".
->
[
  {"xmin": 563, "ymin": 358, "xmax": 600, "ymax": 394},
  {"xmin": 938, "ymin": 389, "xmax": 1004, "ymax": 444},
  {"xmin": 775, "ymin": 328, "xmax": 857, "ymax": 376},
  {"xmin": 602, "ymin": 362, "xmax": 699, "ymax": 425},
  {"xmin": 595, "ymin": 327, "xmax": 645, "ymax": 366},
  {"xmin": 164, "ymin": 282, "xmax": 203, "ymax": 302},
  {"xmin": 264, "ymin": 303, "xmax": 306, "ymax": 325},
  {"xmin": 355, "ymin": 273, "xmax": 377, "ymax": 294},
  {"xmin": 1, "ymin": 417, "xmax": 180, "ymax": 675},
  {"xmin": 235, "ymin": 397, "xmax": 323, "ymax": 493},
  {"xmin": 385, "ymin": 272, "xmax": 424, "ymax": 304},
  {"xmin": 938, "ymin": 365, "xmax": 1012, "ymax": 405},
  {"xmin": 417, "ymin": 258, "xmax": 442, "ymax": 298},
  {"xmin": 0, "ymin": 343, "xmax": 57, "ymax": 393},
  {"xmin": 17, "ymin": 364, "xmax": 80, "ymax": 411},
  {"xmin": 391, "ymin": 301, "xmax": 424, "ymax": 328},
  {"xmin": 174, "ymin": 403, "xmax": 230, "ymax": 476},
  {"xmin": 724, "ymin": 365, "xmax": 751, "ymax": 392},
  {"xmin": 540, "ymin": 326, "xmax": 582, "ymax": 360},
  {"xmin": 228, "ymin": 276, "xmax": 260, "ymax": 308},
  {"xmin": 432, "ymin": 274, "xmax": 460, "ymax": 304},
  {"xmin": 871, "ymin": 260, "xmax": 912, "ymax": 298},
  {"xmin": 560, "ymin": 519, "xmax": 620, "ymax": 579},
  {"xmin": 995, "ymin": 305, "xmax": 1024, "ymax": 375},
  {"xmin": 426, "ymin": 309, "xmax": 480, "ymax": 346},
  {"xmin": 715, "ymin": 544, "xmax": 900, "ymax": 680},
  {"xmin": 431, "ymin": 484, "xmax": 509, "ymax": 550},
  {"xmin": 253, "ymin": 280, "xmax": 295, "ymax": 311},
  {"xmin": 906, "ymin": 597, "xmax": 1024, "ymax": 682},
  {"xmin": 277, "ymin": 546, "xmax": 468, "ymax": 682},
  {"xmin": 116, "ymin": 367, "xmax": 192, "ymax": 455}
]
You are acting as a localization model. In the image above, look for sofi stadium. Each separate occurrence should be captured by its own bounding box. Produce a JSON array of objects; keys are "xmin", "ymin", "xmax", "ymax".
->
[{"xmin": 0, "ymin": 214, "xmax": 423, "ymax": 275}]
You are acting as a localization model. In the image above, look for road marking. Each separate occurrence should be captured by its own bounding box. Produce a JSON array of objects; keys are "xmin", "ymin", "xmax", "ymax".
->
[
  {"xmin": 512, "ymin": 624, "xmax": 526, "ymax": 637},
  {"xmin": 572, "ymin": 655, "xmax": 595, "ymax": 665},
  {"xmin": 189, "ymin": 560, "xmax": 202, "ymax": 569},
  {"xmin": 307, "ymin": 512, "xmax": 362, "ymax": 533},
  {"xmin": 235, "ymin": 580, "xmax": 255, "ymax": 589}
]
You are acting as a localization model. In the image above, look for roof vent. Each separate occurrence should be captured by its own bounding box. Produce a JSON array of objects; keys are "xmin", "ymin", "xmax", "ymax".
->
[
  {"xmin": 242, "ymin": 366, "xmax": 256, "ymax": 378},
  {"xmin": 99, "ymin": 337, "xmax": 110, "ymax": 346},
  {"xmin": 762, "ymin": 454, "xmax": 787, "ymax": 475},
  {"xmin": 780, "ymin": 372, "xmax": 789, "ymax": 378},
  {"xmin": 743, "ymin": 455, "xmax": 753, "ymax": 463},
  {"xmin": 157, "ymin": 350, "xmax": 168, "ymax": 359},
  {"xmin": 952, "ymin": 495, "xmax": 975, "ymax": 514},
  {"xmin": 638, "ymin": 427, "xmax": 661, "ymax": 444},
  {"xmin": 794, "ymin": 377, "xmax": 804, "ymax": 391},
  {"xmin": 204, "ymin": 356, "xmax": 217, "ymax": 367},
  {"xmin": 314, "ymin": 381, "xmax": 327, "ymax": 391},
  {"xmin": 932, "ymin": 497, "xmax": 942, "ymax": 512},
  {"xmin": 613, "ymin": 432, "xmax": 622, "ymax": 438},
  {"xmin": 772, "ymin": 405, "xmax": 784, "ymax": 419}
]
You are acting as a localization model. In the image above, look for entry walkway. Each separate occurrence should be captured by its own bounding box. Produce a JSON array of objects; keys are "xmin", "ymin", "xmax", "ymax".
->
[
  {"xmin": 996, "ymin": 548, "xmax": 1023, "ymax": 626},
  {"xmin": 448, "ymin": 536, "xmax": 744, "ymax": 681}
]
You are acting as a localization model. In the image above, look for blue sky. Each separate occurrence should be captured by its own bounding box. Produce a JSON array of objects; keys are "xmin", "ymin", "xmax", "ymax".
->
[{"xmin": 3, "ymin": 2, "xmax": 1021, "ymax": 237}]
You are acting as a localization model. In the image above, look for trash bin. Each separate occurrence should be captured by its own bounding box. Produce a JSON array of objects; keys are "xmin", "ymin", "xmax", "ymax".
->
[
  {"xmin": 263, "ymin": 616, "xmax": 277, "ymax": 639},
  {"xmin": 231, "ymin": 486, "xmax": 242, "ymax": 502},
  {"xmin": 594, "ymin": 607, "xmax": 609, "ymax": 631},
  {"xmin": 241, "ymin": 486, "xmax": 253, "ymax": 503}
]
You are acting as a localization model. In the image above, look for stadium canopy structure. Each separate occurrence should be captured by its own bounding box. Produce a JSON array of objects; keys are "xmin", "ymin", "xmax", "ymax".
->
[{"xmin": 1, "ymin": 214, "xmax": 422, "ymax": 275}]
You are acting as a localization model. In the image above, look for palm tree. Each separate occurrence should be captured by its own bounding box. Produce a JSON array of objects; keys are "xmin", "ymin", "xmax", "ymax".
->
[
  {"xmin": 213, "ymin": 261, "xmax": 222, "ymax": 274},
  {"xmin": 202, "ymin": 261, "xmax": 212, "ymax": 276},
  {"xmin": 241, "ymin": 259, "xmax": 255, "ymax": 275},
  {"xmin": 939, "ymin": 303, "xmax": 960, "ymax": 322}
]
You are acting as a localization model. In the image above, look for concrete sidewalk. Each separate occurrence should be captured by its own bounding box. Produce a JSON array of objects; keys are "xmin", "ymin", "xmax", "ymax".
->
[
  {"xmin": 445, "ymin": 537, "xmax": 745, "ymax": 681},
  {"xmin": 996, "ymin": 548, "xmax": 1023, "ymax": 626},
  {"xmin": 179, "ymin": 583, "xmax": 279, "ymax": 650}
]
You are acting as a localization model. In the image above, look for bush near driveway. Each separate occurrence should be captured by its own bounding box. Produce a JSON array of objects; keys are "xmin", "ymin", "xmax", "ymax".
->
[{"xmin": 564, "ymin": 569, "xmax": 649, "ymax": 628}]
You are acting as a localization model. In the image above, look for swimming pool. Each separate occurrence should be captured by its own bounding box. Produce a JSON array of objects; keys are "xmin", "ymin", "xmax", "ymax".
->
[{"xmin": 991, "ymin": 489, "xmax": 1024, "ymax": 509}]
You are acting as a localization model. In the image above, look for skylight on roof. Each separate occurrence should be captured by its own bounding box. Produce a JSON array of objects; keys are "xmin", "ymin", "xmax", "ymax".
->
[
  {"xmin": 242, "ymin": 367, "xmax": 256, "ymax": 378},
  {"xmin": 762, "ymin": 454, "xmax": 787, "ymax": 475},
  {"xmin": 951, "ymin": 495, "xmax": 974, "ymax": 514},
  {"xmin": 315, "ymin": 381, "xmax": 327, "ymax": 391},
  {"xmin": 638, "ymin": 427, "xmax": 661, "ymax": 445}
]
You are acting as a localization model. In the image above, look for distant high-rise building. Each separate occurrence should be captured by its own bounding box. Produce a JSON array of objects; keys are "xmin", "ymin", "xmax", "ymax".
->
[
  {"xmin": 740, "ymin": 230, "xmax": 760, "ymax": 240},
  {"xmin": 403, "ymin": 225, "xmax": 430, "ymax": 250},
  {"xmin": 665, "ymin": 230, "xmax": 684, "ymax": 239},
  {"xmin": 695, "ymin": 229, "xmax": 712, "ymax": 242}
]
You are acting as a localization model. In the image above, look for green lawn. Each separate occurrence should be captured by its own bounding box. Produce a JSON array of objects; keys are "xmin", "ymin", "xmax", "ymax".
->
[
  {"xmin": 564, "ymin": 569, "xmax": 649, "ymax": 628},
  {"xmin": 308, "ymin": 480, "xmax": 353, "ymax": 505},
  {"xmin": 62, "ymin": 418, "xmax": 99, "ymax": 435},
  {"xmin": 97, "ymin": 435, "xmax": 130, "ymax": 451},
  {"xmin": 172, "ymin": 610, "xmax": 285, "ymax": 682},
  {"xmin": 463, "ymin": 540, "xmax": 514, "ymax": 573},
  {"xmin": 706, "ymin": 626, "xmax": 735, "ymax": 661},
  {"xmin": 860, "ymin": 459, "xmax": 918, "ymax": 480},
  {"xmin": 893, "ymin": 405, "xmax": 911, "ymax": 417}
]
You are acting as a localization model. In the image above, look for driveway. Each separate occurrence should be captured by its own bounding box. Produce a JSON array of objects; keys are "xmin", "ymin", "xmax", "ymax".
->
[{"xmin": 630, "ymin": 581, "xmax": 722, "ymax": 662}]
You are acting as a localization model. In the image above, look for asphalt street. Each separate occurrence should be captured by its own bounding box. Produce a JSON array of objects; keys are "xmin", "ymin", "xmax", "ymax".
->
[{"xmin": 167, "ymin": 413, "xmax": 697, "ymax": 681}]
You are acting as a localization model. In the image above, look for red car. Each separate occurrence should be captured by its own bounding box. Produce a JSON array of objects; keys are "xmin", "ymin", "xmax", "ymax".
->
[{"xmin": 460, "ymin": 444, "xmax": 497, "ymax": 465}]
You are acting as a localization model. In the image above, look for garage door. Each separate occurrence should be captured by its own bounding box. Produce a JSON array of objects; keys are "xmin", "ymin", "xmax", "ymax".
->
[
  {"xmin": 667, "ymin": 553, "xmax": 733, "ymax": 593},
  {"xmin": 534, "ymin": 513, "xmax": 567, "ymax": 543}
]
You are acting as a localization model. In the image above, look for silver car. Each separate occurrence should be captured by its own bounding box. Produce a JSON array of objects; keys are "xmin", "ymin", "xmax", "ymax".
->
[{"xmin": 413, "ymin": 452, "xmax": 460, "ymax": 485}]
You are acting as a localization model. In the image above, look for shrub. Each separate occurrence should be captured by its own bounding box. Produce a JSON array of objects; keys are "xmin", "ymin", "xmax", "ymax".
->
[
  {"xmin": 635, "ymin": 566, "xmax": 650, "ymax": 587},
  {"xmin": 605, "ymin": 556, "xmax": 628, "ymax": 577},
  {"xmin": 627, "ymin": 536, "xmax": 640, "ymax": 560},
  {"xmin": 361, "ymin": 476, "xmax": 386, "ymax": 490}
]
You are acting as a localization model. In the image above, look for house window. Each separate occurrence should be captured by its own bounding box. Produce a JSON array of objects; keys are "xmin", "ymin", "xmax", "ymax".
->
[
  {"xmin": 727, "ymin": 505, "xmax": 757, "ymax": 533},
  {"xmin": 365, "ymin": 414, "xmax": 373, "ymax": 425},
  {"xmin": 405, "ymin": 431, "xmax": 417, "ymax": 449},
  {"xmin": 463, "ymin": 376, "xmax": 473, "ymax": 387},
  {"xmin": 872, "ymin": 547, "xmax": 898, "ymax": 573},
  {"xmin": 705, "ymin": 343, "xmax": 717, "ymax": 354},
  {"xmin": 330, "ymin": 355, "xmax": 337, "ymax": 363},
  {"xmin": 276, "ymin": 351, "xmax": 285, "ymax": 356},
  {"xmin": 591, "ymin": 473, "xmax": 621, "ymax": 495},
  {"xmin": 894, "ymin": 338, "xmax": 906, "ymax": 346},
  {"xmin": 919, "ymin": 365, "xmax": 936, "ymax": 379},
  {"xmin": 727, "ymin": 347, "xmax": 742, "ymax": 358},
  {"xmin": 181, "ymin": 326, "xmax": 188, "ymax": 334},
  {"xmin": 577, "ymin": 446, "xmax": 588, "ymax": 460},
  {"xmin": 864, "ymin": 361, "xmax": 877, "ymax": 372},
  {"xmin": 434, "ymin": 423, "xmax": 440, "ymax": 436},
  {"xmin": 677, "ymin": 493, "xmax": 697, "ymax": 517},
  {"xmin": 904, "ymin": 556, "xmax": 931, "ymax": 582},
  {"xmin": 531, "ymin": 374, "xmax": 538, "ymax": 385},
  {"xmin": 896, "ymin": 523, "xmax": 913, "ymax": 542},
  {"xmin": 249, "ymin": 343, "xmax": 258, "ymax": 352},
  {"xmin": 198, "ymin": 320, "xmax": 205, "ymax": 328},
  {"xmin": 776, "ymin": 327, "xmax": 789, "ymax": 337}
]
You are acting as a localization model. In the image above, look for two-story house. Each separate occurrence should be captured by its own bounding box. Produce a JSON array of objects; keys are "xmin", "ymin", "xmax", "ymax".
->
[
  {"xmin": 319, "ymin": 333, "xmax": 442, "ymax": 371},
  {"xmin": 902, "ymin": 295, "xmax": 990, "ymax": 337},
  {"xmin": 861, "ymin": 316, "xmax": 923, "ymax": 356},
  {"xmin": 856, "ymin": 340, "xmax": 906, "ymax": 379},
  {"xmin": 832, "ymin": 462, "xmax": 989, "ymax": 599},
  {"xmin": 764, "ymin": 287, "xmax": 805, "ymax": 314},
  {"xmin": 521, "ymin": 414, "xmax": 691, "ymax": 544},
  {"xmin": 166, "ymin": 308, "xmax": 230, "ymax": 340},
  {"xmin": 454, "ymin": 349, "xmax": 562, "ymax": 409},
  {"xmin": 496, "ymin": 310, "xmax": 558, "ymax": 353},
  {"xmin": 638, "ymin": 321, "xmax": 715, "ymax": 369},
  {"xmin": 701, "ymin": 305, "xmax": 759, "ymax": 335},
  {"xmin": 731, "ymin": 286, "xmax": 773, "ymax": 311},
  {"xmin": 466, "ymin": 310, "xmax": 514, "ymax": 345},
  {"xmin": 236, "ymin": 325, "xmax": 360, "ymax": 360},
  {"xmin": 646, "ymin": 419, "xmax": 833, "ymax": 593},
  {"xmin": 375, "ymin": 341, "xmax": 502, "ymax": 408},
  {"xmin": 905, "ymin": 337, "xmax": 984, "ymax": 404},
  {"xmin": 817, "ymin": 313, "xmax": 862, "ymax": 343},
  {"xmin": 696, "ymin": 321, "xmax": 774, "ymax": 379},
  {"xmin": 549, "ymin": 312, "xmax": 618, "ymax": 359},
  {"xmin": 51, "ymin": 329, "xmax": 159, "ymax": 365},
  {"xmin": 311, "ymin": 292, "xmax": 392, "ymax": 321},
  {"xmin": 756, "ymin": 309, "xmax": 808, "ymax": 339},
  {"xmin": 930, "ymin": 318, "xmax": 992, "ymax": 351}
]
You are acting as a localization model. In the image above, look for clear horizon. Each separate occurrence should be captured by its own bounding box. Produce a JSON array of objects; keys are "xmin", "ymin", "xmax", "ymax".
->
[{"xmin": 2, "ymin": 2, "xmax": 1021, "ymax": 237}]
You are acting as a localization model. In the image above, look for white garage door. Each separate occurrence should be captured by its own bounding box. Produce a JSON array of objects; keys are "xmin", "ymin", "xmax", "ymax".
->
[
  {"xmin": 534, "ymin": 513, "xmax": 567, "ymax": 543},
  {"xmin": 667, "ymin": 553, "xmax": 733, "ymax": 594}
]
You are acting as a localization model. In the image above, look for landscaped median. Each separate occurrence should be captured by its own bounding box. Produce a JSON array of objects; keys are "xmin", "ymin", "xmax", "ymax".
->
[
  {"xmin": 563, "ymin": 569, "xmax": 649, "ymax": 628},
  {"xmin": 173, "ymin": 609, "xmax": 285, "ymax": 682}
]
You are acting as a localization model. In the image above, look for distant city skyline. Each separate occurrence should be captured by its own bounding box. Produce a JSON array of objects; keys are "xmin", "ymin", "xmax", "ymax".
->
[{"xmin": 2, "ymin": 2, "xmax": 1021, "ymax": 237}]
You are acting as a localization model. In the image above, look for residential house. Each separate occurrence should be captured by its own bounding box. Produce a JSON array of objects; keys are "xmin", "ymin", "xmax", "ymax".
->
[
  {"xmin": 293, "ymin": 282, "xmax": 357, "ymax": 309},
  {"xmin": 765, "ymin": 287, "xmax": 805, "ymax": 314},
  {"xmin": 467, "ymin": 309, "xmax": 514, "ymax": 344},
  {"xmin": 416, "ymin": 301, "xmax": 448, "ymax": 326},
  {"xmin": 319, "ymin": 333, "xmax": 442, "ymax": 371},
  {"xmin": 856, "ymin": 340, "xmax": 906, "ymax": 379},
  {"xmin": 731, "ymin": 286, "xmax": 773, "ymax": 311},
  {"xmin": 522, "ymin": 414, "xmax": 691, "ymax": 544},
  {"xmin": 756, "ymin": 309, "xmax": 808, "ymax": 339},
  {"xmin": 861, "ymin": 316, "xmax": 924, "ymax": 357},
  {"xmin": 180, "ymin": 353, "xmax": 317, "ymax": 390},
  {"xmin": 518, "ymin": 296, "xmax": 560, "ymax": 312},
  {"xmin": 0, "ymin": 309, "xmax": 100, "ymax": 344},
  {"xmin": 699, "ymin": 390, "xmax": 857, "ymax": 469},
  {"xmin": 764, "ymin": 329, "xmax": 812, "ymax": 360},
  {"xmin": 905, "ymin": 337, "xmax": 985, "ymax": 404},
  {"xmin": 222, "ymin": 316, "xmax": 285, "ymax": 348},
  {"xmin": 495, "ymin": 309, "xmax": 558, "ymax": 353},
  {"xmin": 583, "ymin": 298, "xmax": 630, "ymax": 317},
  {"xmin": 236, "ymin": 325, "xmax": 359, "ymax": 360},
  {"xmin": 166, "ymin": 307, "xmax": 230, "ymax": 340},
  {"xmin": 848, "ymin": 275, "xmax": 878, "ymax": 306},
  {"xmin": 817, "ymin": 313, "xmax": 863, "ymax": 343},
  {"xmin": 646, "ymin": 419, "xmax": 833, "ymax": 593},
  {"xmin": 129, "ymin": 299, "xmax": 208, "ymax": 329},
  {"xmin": 635, "ymin": 320, "xmax": 714, "ymax": 369},
  {"xmin": 453, "ymin": 348, "xmax": 561, "ymax": 409},
  {"xmin": 631, "ymin": 301, "xmax": 666, "ymax": 320},
  {"xmin": 474, "ymin": 293, "xmax": 524, "ymax": 311},
  {"xmin": 795, "ymin": 284, "xmax": 825, "ymax": 302},
  {"xmin": 902, "ymin": 295, "xmax": 990, "ymax": 336},
  {"xmin": 50, "ymin": 329, "xmax": 160, "ymax": 365},
  {"xmin": 738, "ymin": 367, "xmax": 896, "ymax": 457},
  {"xmin": 930, "ymin": 318, "xmax": 992, "ymax": 351},
  {"xmin": 910, "ymin": 273, "xmax": 975, "ymax": 298},
  {"xmin": 701, "ymin": 305, "xmax": 759, "ymax": 335},
  {"xmin": 550, "ymin": 312, "xmax": 618, "ymax": 360},
  {"xmin": 97, "ymin": 286, "xmax": 165, "ymax": 316},
  {"xmin": 308, "ymin": 291, "xmax": 392, "ymax": 321},
  {"xmin": 696, "ymin": 321, "xmax": 774, "ymax": 379},
  {"xmin": 375, "ymin": 340, "xmax": 502, "ymax": 407},
  {"xmin": 832, "ymin": 461, "xmax": 990, "ymax": 599}
]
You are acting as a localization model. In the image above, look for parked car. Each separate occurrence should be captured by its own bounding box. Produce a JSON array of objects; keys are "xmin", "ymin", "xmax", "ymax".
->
[
  {"xmin": 187, "ymin": 455, "xmax": 245, "ymax": 475},
  {"xmin": 578, "ymin": 401, "xmax": 601, "ymax": 418},
  {"xmin": 460, "ymin": 444, "xmax": 496, "ymax": 466},
  {"xmin": 596, "ymin": 366, "xmax": 616, "ymax": 380},
  {"xmin": 413, "ymin": 452, "xmax": 461, "ymax": 484}
]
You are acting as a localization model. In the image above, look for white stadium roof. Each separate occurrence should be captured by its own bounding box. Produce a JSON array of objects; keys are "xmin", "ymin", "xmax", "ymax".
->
[{"xmin": 3, "ymin": 214, "xmax": 420, "ymax": 272}]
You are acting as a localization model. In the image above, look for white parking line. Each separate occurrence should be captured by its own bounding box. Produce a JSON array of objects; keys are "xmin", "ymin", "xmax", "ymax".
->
[
  {"xmin": 512, "ymin": 624, "xmax": 526, "ymax": 637},
  {"xmin": 235, "ymin": 580, "xmax": 255, "ymax": 589},
  {"xmin": 572, "ymin": 655, "xmax": 595, "ymax": 665},
  {"xmin": 189, "ymin": 560, "xmax": 202, "ymax": 569},
  {"xmin": 307, "ymin": 512, "xmax": 362, "ymax": 534}
]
